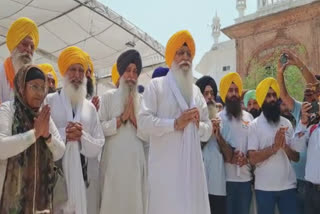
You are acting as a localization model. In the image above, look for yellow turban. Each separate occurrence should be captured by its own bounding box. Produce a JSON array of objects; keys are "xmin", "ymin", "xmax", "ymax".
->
[
  {"xmin": 111, "ymin": 63, "xmax": 120, "ymax": 86},
  {"xmin": 6, "ymin": 17, "xmax": 39, "ymax": 52},
  {"xmin": 58, "ymin": 46, "xmax": 88, "ymax": 76},
  {"xmin": 38, "ymin": 63, "xmax": 58, "ymax": 88},
  {"xmin": 219, "ymin": 72, "xmax": 243, "ymax": 103},
  {"xmin": 256, "ymin": 77, "xmax": 280, "ymax": 107},
  {"xmin": 165, "ymin": 30, "xmax": 195, "ymax": 68}
]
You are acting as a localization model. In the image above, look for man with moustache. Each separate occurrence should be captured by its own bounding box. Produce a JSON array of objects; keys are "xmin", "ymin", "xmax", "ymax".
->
[
  {"xmin": 138, "ymin": 30, "xmax": 212, "ymax": 214},
  {"xmin": 218, "ymin": 72, "xmax": 253, "ymax": 214},
  {"xmin": 244, "ymin": 90, "xmax": 261, "ymax": 118},
  {"xmin": 38, "ymin": 63, "xmax": 58, "ymax": 93},
  {"xmin": 196, "ymin": 76, "xmax": 227, "ymax": 214},
  {"xmin": 248, "ymin": 78, "xmax": 299, "ymax": 214},
  {"xmin": 99, "ymin": 49, "xmax": 147, "ymax": 214},
  {"xmin": 0, "ymin": 17, "xmax": 39, "ymax": 103},
  {"xmin": 46, "ymin": 46, "xmax": 105, "ymax": 214}
]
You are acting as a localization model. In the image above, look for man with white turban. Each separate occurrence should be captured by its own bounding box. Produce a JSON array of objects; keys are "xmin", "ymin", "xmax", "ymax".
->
[
  {"xmin": 248, "ymin": 77, "xmax": 299, "ymax": 214},
  {"xmin": 0, "ymin": 17, "xmax": 39, "ymax": 103},
  {"xmin": 138, "ymin": 30, "xmax": 212, "ymax": 214},
  {"xmin": 45, "ymin": 46, "xmax": 104, "ymax": 214}
]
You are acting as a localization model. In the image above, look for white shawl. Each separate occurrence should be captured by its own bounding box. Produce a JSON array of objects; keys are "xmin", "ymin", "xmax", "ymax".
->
[
  {"xmin": 167, "ymin": 72, "xmax": 210, "ymax": 214},
  {"xmin": 60, "ymin": 89, "xmax": 87, "ymax": 214}
]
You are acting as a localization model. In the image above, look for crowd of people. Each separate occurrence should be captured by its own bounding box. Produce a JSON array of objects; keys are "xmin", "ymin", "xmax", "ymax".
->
[{"xmin": 0, "ymin": 16, "xmax": 319, "ymax": 214}]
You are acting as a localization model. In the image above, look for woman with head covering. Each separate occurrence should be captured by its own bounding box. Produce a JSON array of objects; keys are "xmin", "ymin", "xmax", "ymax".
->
[{"xmin": 0, "ymin": 65, "xmax": 65, "ymax": 213}]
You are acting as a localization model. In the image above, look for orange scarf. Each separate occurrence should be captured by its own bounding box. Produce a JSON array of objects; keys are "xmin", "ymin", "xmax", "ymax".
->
[{"xmin": 4, "ymin": 57, "xmax": 15, "ymax": 89}]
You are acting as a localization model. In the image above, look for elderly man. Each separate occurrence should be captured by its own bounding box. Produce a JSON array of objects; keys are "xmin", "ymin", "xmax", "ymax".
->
[
  {"xmin": 46, "ymin": 46, "xmax": 104, "ymax": 214},
  {"xmin": 0, "ymin": 65, "xmax": 65, "ymax": 213},
  {"xmin": 38, "ymin": 63, "xmax": 58, "ymax": 93},
  {"xmin": 99, "ymin": 49, "xmax": 147, "ymax": 214},
  {"xmin": 244, "ymin": 90, "xmax": 261, "ymax": 118},
  {"xmin": 138, "ymin": 30, "xmax": 212, "ymax": 214},
  {"xmin": 196, "ymin": 76, "xmax": 226, "ymax": 214},
  {"xmin": 217, "ymin": 72, "xmax": 253, "ymax": 214},
  {"xmin": 0, "ymin": 17, "xmax": 39, "ymax": 103},
  {"xmin": 248, "ymin": 78, "xmax": 299, "ymax": 214}
]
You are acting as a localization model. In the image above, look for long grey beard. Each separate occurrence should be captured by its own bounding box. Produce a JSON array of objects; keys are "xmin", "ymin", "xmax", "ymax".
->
[
  {"xmin": 171, "ymin": 61, "xmax": 193, "ymax": 105},
  {"xmin": 11, "ymin": 48, "xmax": 32, "ymax": 73},
  {"xmin": 63, "ymin": 77, "xmax": 87, "ymax": 109},
  {"xmin": 118, "ymin": 77, "xmax": 139, "ymax": 117}
]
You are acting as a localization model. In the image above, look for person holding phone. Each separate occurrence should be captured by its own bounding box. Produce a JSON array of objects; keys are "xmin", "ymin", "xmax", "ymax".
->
[{"xmin": 248, "ymin": 78, "xmax": 299, "ymax": 214}]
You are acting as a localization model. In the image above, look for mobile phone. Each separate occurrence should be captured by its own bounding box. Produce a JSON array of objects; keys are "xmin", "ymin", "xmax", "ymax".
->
[
  {"xmin": 280, "ymin": 54, "xmax": 288, "ymax": 65},
  {"xmin": 308, "ymin": 101, "xmax": 319, "ymax": 114}
]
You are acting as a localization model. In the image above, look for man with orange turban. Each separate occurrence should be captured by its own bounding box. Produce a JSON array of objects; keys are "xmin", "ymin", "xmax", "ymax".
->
[
  {"xmin": 45, "ymin": 46, "xmax": 104, "ymax": 214},
  {"xmin": 248, "ymin": 77, "xmax": 299, "ymax": 214},
  {"xmin": 38, "ymin": 63, "xmax": 58, "ymax": 93},
  {"xmin": 217, "ymin": 72, "xmax": 254, "ymax": 214},
  {"xmin": 139, "ymin": 30, "xmax": 212, "ymax": 214},
  {"xmin": 0, "ymin": 17, "xmax": 39, "ymax": 103}
]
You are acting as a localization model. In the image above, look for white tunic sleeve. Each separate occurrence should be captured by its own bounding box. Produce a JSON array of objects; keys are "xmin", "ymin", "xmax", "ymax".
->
[
  {"xmin": 46, "ymin": 118, "xmax": 65, "ymax": 161},
  {"xmin": 80, "ymin": 108, "xmax": 105, "ymax": 158},
  {"xmin": 138, "ymin": 81, "xmax": 175, "ymax": 137},
  {"xmin": 98, "ymin": 94, "xmax": 117, "ymax": 136},
  {"xmin": 196, "ymin": 88, "xmax": 212, "ymax": 142},
  {"xmin": 0, "ymin": 102, "xmax": 36, "ymax": 160}
]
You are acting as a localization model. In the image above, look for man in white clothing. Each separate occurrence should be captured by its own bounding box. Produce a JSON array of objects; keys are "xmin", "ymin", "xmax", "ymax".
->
[
  {"xmin": 248, "ymin": 78, "xmax": 299, "ymax": 214},
  {"xmin": 138, "ymin": 30, "xmax": 212, "ymax": 214},
  {"xmin": 46, "ymin": 46, "xmax": 104, "ymax": 214},
  {"xmin": 0, "ymin": 17, "xmax": 39, "ymax": 103},
  {"xmin": 99, "ymin": 49, "xmax": 147, "ymax": 214}
]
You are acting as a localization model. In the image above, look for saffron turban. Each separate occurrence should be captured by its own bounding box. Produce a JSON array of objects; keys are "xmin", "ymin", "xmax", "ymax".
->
[
  {"xmin": 117, "ymin": 49, "xmax": 142, "ymax": 76},
  {"xmin": 58, "ymin": 46, "xmax": 88, "ymax": 76},
  {"xmin": 6, "ymin": 17, "xmax": 39, "ymax": 52},
  {"xmin": 219, "ymin": 72, "xmax": 243, "ymax": 103},
  {"xmin": 38, "ymin": 63, "xmax": 58, "ymax": 88},
  {"xmin": 84, "ymin": 52, "xmax": 94, "ymax": 77},
  {"xmin": 152, "ymin": 67, "xmax": 169, "ymax": 79},
  {"xmin": 195, "ymin": 75, "xmax": 218, "ymax": 98},
  {"xmin": 243, "ymin": 90, "xmax": 256, "ymax": 108},
  {"xmin": 165, "ymin": 30, "xmax": 195, "ymax": 68},
  {"xmin": 111, "ymin": 63, "xmax": 120, "ymax": 86},
  {"xmin": 256, "ymin": 77, "xmax": 280, "ymax": 107}
]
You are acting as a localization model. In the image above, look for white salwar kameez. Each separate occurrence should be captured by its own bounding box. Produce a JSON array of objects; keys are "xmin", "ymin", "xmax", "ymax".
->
[
  {"xmin": 138, "ymin": 72, "xmax": 212, "ymax": 214},
  {"xmin": 0, "ymin": 64, "xmax": 14, "ymax": 103},
  {"xmin": 0, "ymin": 101, "xmax": 66, "ymax": 201},
  {"xmin": 99, "ymin": 88, "xmax": 147, "ymax": 214},
  {"xmin": 45, "ymin": 89, "xmax": 104, "ymax": 214}
]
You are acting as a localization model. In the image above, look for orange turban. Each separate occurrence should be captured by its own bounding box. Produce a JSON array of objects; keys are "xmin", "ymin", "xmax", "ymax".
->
[
  {"xmin": 38, "ymin": 63, "xmax": 58, "ymax": 88},
  {"xmin": 256, "ymin": 77, "xmax": 280, "ymax": 107},
  {"xmin": 84, "ymin": 52, "xmax": 94, "ymax": 77},
  {"xmin": 165, "ymin": 30, "xmax": 195, "ymax": 68},
  {"xmin": 219, "ymin": 72, "xmax": 243, "ymax": 103},
  {"xmin": 111, "ymin": 63, "xmax": 120, "ymax": 86},
  {"xmin": 58, "ymin": 46, "xmax": 88, "ymax": 76},
  {"xmin": 6, "ymin": 17, "xmax": 39, "ymax": 52}
]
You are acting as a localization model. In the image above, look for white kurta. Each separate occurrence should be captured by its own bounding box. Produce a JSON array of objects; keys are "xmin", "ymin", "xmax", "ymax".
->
[
  {"xmin": 0, "ymin": 101, "xmax": 66, "ymax": 201},
  {"xmin": 45, "ymin": 91, "xmax": 105, "ymax": 214},
  {"xmin": 138, "ymin": 73, "xmax": 212, "ymax": 214},
  {"xmin": 0, "ymin": 63, "xmax": 14, "ymax": 103},
  {"xmin": 99, "ymin": 88, "xmax": 147, "ymax": 214}
]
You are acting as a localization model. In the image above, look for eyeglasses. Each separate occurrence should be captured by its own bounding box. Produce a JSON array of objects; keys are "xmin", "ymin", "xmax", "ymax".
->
[
  {"xmin": 176, "ymin": 49, "xmax": 192, "ymax": 58},
  {"xmin": 27, "ymin": 84, "xmax": 47, "ymax": 94},
  {"xmin": 266, "ymin": 92, "xmax": 277, "ymax": 98}
]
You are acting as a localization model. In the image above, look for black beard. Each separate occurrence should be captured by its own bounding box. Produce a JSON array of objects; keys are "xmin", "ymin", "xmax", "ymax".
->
[
  {"xmin": 225, "ymin": 97, "xmax": 242, "ymax": 120},
  {"xmin": 86, "ymin": 77, "xmax": 94, "ymax": 98},
  {"xmin": 48, "ymin": 87, "xmax": 56, "ymax": 94},
  {"xmin": 249, "ymin": 108, "xmax": 261, "ymax": 118},
  {"xmin": 262, "ymin": 101, "xmax": 281, "ymax": 124}
]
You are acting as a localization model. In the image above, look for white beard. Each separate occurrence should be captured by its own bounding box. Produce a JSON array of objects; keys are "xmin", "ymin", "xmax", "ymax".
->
[
  {"xmin": 171, "ymin": 61, "xmax": 194, "ymax": 105},
  {"xmin": 63, "ymin": 77, "xmax": 87, "ymax": 109},
  {"xmin": 118, "ymin": 77, "xmax": 139, "ymax": 117},
  {"xmin": 11, "ymin": 48, "xmax": 32, "ymax": 73}
]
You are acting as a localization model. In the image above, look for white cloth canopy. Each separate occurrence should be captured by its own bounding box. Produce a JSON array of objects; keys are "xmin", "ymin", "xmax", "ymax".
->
[{"xmin": 0, "ymin": 0, "xmax": 165, "ymax": 87}]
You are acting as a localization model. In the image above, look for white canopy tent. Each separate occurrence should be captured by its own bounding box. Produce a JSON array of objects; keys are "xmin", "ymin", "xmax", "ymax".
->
[{"xmin": 0, "ymin": 0, "xmax": 165, "ymax": 94}]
